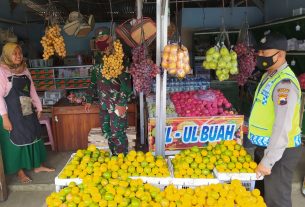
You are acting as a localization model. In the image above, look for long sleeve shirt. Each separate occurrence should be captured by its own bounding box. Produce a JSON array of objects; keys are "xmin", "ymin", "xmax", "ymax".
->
[
  {"xmin": 259, "ymin": 63, "xmax": 300, "ymax": 169},
  {"xmin": 85, "ymin": 64, "xmax": 133, "ymax": 110},
  {"xmin": 0, "ymin": 64, "xmax": 42, "ymax": 116}
]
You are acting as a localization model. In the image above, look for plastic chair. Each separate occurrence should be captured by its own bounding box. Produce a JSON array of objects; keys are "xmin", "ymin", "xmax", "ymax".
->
[{"xmin": 39, "ymin": 116, "xmax": 55, "ymax": 151}]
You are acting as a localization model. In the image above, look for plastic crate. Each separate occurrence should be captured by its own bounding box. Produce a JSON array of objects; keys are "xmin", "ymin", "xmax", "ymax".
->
[
  {"xmin": 130, "ymin": 158, "xmax": 172, "ymax": 185},
  {"xmin": 167, "ymin": 156, "xmax": 219, "ymax": 187},
  {"xmin": 213, "ymin": 168, "xmax": 263, "ymax": 181},
  {"xmin": 220, "ymin": 180, "xmax": 256, "ymax": 191},
  {"xmin": 170, "ymin": 178, "xmax": 219, "ymax": 189}
]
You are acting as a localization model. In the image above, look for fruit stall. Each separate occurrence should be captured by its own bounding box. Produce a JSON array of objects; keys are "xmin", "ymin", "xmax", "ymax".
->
[
  {"xmin": 1, "ymin": 0, "xmax": 305, "ymax": 206},
  {"xmin": 44, "ymin": 0, "xmax": 270, "ymax": 205}
]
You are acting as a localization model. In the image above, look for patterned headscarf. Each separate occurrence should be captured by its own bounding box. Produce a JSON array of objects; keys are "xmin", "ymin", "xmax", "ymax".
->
[{"xmin": 0, "ymin": 42, "xmax": 26, "ymax": 74}]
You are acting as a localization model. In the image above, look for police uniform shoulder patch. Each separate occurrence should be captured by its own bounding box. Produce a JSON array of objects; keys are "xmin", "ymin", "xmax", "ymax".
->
[
  {"xmin": 277, "ymin": 87, "xmax": 290, "ymax": 105},
  {"xmin": 278, "ymin": 93, "xmax": 288, "ymax": 105},
  {"xmin": 277, "ymin": 88, "xmax": 290, "ymax": 93}
]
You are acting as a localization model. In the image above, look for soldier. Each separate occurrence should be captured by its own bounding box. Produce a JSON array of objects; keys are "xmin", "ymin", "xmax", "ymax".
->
[
  {"xmin": 248, "ymin": 32, "xmax": 302, "ymax": 207},
  {"xmin": 85, "ymin": 30, "xmax": 132, "ymax": 155}
]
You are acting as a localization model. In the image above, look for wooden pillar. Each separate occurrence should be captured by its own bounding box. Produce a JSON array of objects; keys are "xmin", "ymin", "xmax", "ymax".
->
[
  {"xmin": 0, "ymin": 148, "xmax": 8, "ymax": 201},
  {"xmin": 0, "ymin": 117, "xmax": 8, "ymax": 201}
]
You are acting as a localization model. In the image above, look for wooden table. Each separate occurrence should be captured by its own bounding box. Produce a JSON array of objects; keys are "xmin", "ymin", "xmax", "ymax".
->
[{"xmin": 52, "ymin": 99, "xmax": 136, "ymax": 151}]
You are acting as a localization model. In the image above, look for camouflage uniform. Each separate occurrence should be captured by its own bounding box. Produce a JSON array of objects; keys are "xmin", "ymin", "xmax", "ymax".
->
[{"xmin": 86, "ymin": 64, "xmax": 132, "ymax": 155}]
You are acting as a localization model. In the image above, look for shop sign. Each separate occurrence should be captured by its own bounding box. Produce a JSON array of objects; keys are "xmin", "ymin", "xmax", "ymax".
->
[{"xmin": 148, "ymin": 115, "xmax": 244, "ymax": 151}]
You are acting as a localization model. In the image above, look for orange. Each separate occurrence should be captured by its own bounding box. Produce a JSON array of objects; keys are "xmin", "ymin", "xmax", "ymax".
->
[
  {"xmin": 249, "ymin": 161, "xmax": 258, "ymax": 169},
  {"xmin": 239, "ymin": 149, "xmax": 247, "ymax": 156},
  {"xmin": 235, "ymin": 162, "xmax": 243, "ymax": 170},
  {"xmin": 209, "ymin": 156, "xmax": 217, "ymax": 164},
  {"xmin": 155, "ymin": 159, "xmax": 164, "ymax": 167},
  {"xmin": 222, "ymin": 155, "xmax": 230, "ymax": 163},
  {"xmin": 201, "ymin": 150, "xmax": 208, "ymax": 156},
  {"xmin": 233, "ymin": 150, "xmax": 240, "ymax": 157},
  {"xmin": 243, "ymin": 162, "xmax": 250, "ymax": 169},
  {"xmin": 227, "ymin": 162, "xmax": 235, "ymax": 170}
]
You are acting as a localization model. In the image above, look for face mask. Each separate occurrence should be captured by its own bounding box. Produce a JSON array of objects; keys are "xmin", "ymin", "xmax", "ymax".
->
[{"xmin": 256, "ymin": 51, "xmax": 279, "ymax": 71}]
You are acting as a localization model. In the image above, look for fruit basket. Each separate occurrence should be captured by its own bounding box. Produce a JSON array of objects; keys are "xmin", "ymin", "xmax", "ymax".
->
[
  {"xmin": 54, "ymin": 153, "xmax": 82, "ymax": 192},
  {"xmin": 55, "ymin": 146, "xmax": 172, "ymax": 192}
]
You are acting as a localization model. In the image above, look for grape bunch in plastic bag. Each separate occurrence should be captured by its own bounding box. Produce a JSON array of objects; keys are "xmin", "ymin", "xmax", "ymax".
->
[{"xmin": 129, "ymin": 45, "xmax": 160, "ymax": 95}]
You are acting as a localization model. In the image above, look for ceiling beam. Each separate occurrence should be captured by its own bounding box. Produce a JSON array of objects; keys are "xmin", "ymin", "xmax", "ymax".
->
[
  {"xmin": 13, "ymin": 0, "xmax": 46, "ymax": 17},
  {"xmin": 251, "ymin": 0, "xmax": 264, "ymax": 12},
  {"xmin": 0, "ymin": 17, "xmax": 23, "ymax": 25}
]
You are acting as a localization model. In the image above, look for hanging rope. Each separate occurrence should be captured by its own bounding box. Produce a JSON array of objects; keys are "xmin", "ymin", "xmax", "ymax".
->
[
  {"xmin": 245, "ymin": 0, "xmax": 248, "ymax": 24},
  {"xmin": 108, "ymin": 0, "xmax": 114, "ymax": 38},
  {"xmin": 221, "ymin": 0, "xmax": 225, "ymax": 28},
  {"xmin": 175, "ymin": 0, "xmax": 181, "ymax": 46},
  {"xmin": 244, "ymin": 0, "xmax": 250, "ymax": 47}
]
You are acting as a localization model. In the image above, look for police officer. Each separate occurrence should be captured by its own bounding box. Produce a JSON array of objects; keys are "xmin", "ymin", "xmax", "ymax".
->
[{"xmin": 248, "ymin": 32, "xmax": 302, "ymax": 207}]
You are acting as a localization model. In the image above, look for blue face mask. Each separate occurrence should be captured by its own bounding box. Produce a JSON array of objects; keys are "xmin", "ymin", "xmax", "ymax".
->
[{"xmin": 256, "ymin": 52, "xmax": 279, "ymax": 71}]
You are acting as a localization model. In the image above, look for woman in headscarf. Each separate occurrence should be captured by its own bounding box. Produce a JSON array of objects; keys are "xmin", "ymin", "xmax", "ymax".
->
[{"xmin": 0, "ymin": 42, "xmax": 54, "ymax": 184}]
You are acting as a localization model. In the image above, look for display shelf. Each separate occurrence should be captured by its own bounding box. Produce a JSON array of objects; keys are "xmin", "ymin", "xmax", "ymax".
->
[
  {"xmin": 29, "ymin": 65, "xmax": 93, "ymax": 70},
  {"xmin": 194, "ymin": 56, "xmax": 205, "ymax": 61},
  {"xmin": 54, "ymin": 76, "xmax": 91, "ymax": 80},
  {"xmin": 32, "ymin": 78, "xmax": 54, "ymax": 80},
  {"xmin": 64, "ymin": 87, "xmax": 89, "ymax": 90},
  {"xmin": 286, "ymin": 51, "xmax": 305, "ymax": 56},
  {"xmin": 29, "ymin": 65, "xmax": 92, "ymax": 92}
]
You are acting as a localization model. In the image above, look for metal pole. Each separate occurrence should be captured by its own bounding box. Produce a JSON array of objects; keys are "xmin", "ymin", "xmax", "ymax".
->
[
  {"xmin": 155, "ymin": 0, "xmax": 162, "ymax": 156},
  {"xmin": 136, "ymin": 0, "xmax": 143, "ymax": 18},
  {"xmin": 139, "ymin": 92, "xmax": 145, "ymax": 145},
  {"xmin": 136, "ymin": 0, "xmax": 145, "ymax": 145},
  {"xmin": 155, "ymin": 74, "xmax": 162, "ymax": 155},
  {"xmin": 155, "ymin": 0, "xmax": 168, "ymax": 157}
]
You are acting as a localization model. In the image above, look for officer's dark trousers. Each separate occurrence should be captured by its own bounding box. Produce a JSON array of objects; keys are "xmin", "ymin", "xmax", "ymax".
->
[{"xmin": 254, "ymin": 146, "xmax": 302, "ymax": 207}]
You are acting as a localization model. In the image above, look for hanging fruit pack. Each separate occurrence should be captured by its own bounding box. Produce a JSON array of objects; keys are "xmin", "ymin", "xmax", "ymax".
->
[
  {"xmin": 234, "ymin": 20, "xmax": 257, "ymax": 86},
  {"xmin": 202, "ymin": 43, "xmax": 238, "ymax": 81},
  {"xmin": 101, "ymin": 40, "xmax": 124, "ymax": 80},
  {"xmin": 41, "ymin": 25, "xmax": 66, "ymax": 60},
  {"xmin": 161, "ymin": 43, "xmax": 191, "ymax": 79},
  {"xmin": 129, "ymin": 45, "xmax": 160, "ymax": 95},
  {"xmin": 234, "ymin": 43, "xmax": 257, "ymax": 86}
]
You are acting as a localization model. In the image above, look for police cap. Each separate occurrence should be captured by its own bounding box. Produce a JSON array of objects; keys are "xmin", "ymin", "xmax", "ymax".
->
[{"xmin": 257, "ymin": 32, "xmax": 288, "ymax": 51}]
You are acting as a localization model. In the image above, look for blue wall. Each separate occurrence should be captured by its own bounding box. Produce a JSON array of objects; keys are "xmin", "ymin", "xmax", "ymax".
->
[
  {"xmin": 182, "ymin": 7, "xmax": 264, "ymax": 29},
  {"xmin": 62, "ymin": 22, "xmax": 111, "ymax": 56},
  {"xmin": 0, "ymin": 0, "xmax": 30, "ymax": 22},
  {"xmin": 0, "ymin": 21, "xmax": 112, "ymax": 58},
  {"xmin": 0, "ymin": 0, "xmax": 111, "ymax": 57},
  {"xmin": 264, "ymin": 0, "xmax": 305, "ymax": 22}
]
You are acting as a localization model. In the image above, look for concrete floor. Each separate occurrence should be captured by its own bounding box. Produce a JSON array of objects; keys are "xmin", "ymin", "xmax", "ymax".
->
[{"xmin": 0, "ymin": 148, "xmax": 304, "ymax": 207}]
